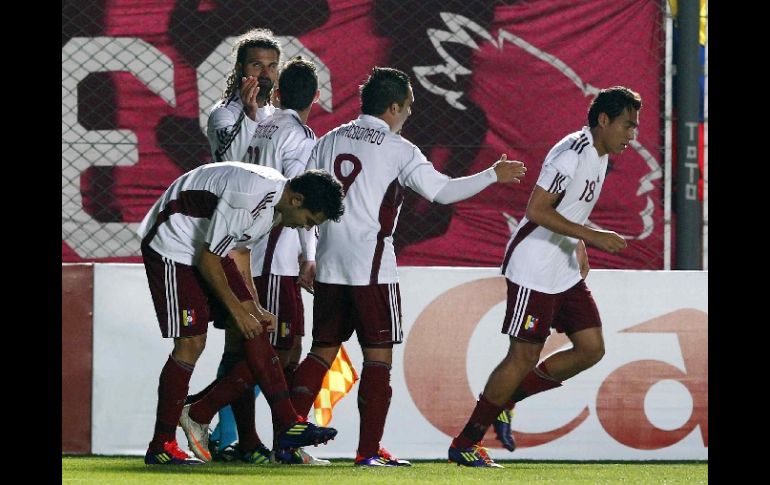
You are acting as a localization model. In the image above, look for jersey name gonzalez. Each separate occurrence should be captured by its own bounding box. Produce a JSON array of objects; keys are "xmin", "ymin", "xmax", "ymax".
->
[{"xmin": 247, "ymin": 109, "xmax": 316, "ymax": 277}]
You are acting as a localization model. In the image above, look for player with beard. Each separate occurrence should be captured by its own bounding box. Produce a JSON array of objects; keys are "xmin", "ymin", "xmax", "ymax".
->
[
  {"xmin": 191, "ymin": 57, "xmax": 331, "ymax": 466},
  {"xmin": 207, "ymin": 28, "xmax": 280, "ymax": 163},
  {"xmin": 193, "ymin": 28, "xmax": 281, "ymax": 461}
]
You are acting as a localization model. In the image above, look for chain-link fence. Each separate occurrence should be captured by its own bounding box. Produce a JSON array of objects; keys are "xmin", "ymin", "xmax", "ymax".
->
[{"xmin": 63, "ymin": 0, "xmax": 706, "ymax": 269}]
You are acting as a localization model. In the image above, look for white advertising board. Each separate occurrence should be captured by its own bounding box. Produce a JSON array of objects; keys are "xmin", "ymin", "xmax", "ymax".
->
[{"xmin": 92, "ymin": 266, "xmax": 707, "ymax": 460}]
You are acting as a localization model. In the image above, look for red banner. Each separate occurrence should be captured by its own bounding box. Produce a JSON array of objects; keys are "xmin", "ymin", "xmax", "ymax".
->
[{"xmin": 62, "ymin": 0, "xmax": 663, "ymax": 268}]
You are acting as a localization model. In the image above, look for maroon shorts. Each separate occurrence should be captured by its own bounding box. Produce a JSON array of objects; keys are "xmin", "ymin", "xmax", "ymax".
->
[
  {"xmin": 253, "ymin": 274, "xmax": 305, "ymax": 350},
  {"xmin": 501, "ymin": 279, "xmax": 601, "ymax": 343},
  {"xmin": 142, "ymin": 244, "xmax": 252, "ymax": 338},
  {"xmin": 312, "ymin": 282, "xmax": 402, "ymax": 347}
]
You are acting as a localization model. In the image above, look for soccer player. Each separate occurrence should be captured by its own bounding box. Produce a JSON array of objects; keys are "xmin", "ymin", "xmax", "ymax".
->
[
  {"xmin": 288, "ymin": 67, "xmax": 528, "ymax": 467},
  {"xmin": 449, "ymin": 86, "xmax": 640, "ymax": 467},
  {"xmin": 199, "ymin": 27, "xmax": 281, "ymax": 458},
  {"xmin": 207, "ymin": 28, "xmax": 280, "ymax": 162},
  {"xmin": 491, "ymin": 239, "xmax": 590, "ymax": 453},
  {"xmin": 248, "ymin": 56, "xmax": 319, "ymax": 387},
  {"xmin": 193, "ymin": 56, "xmax": 329, "ymax": 465},
  {"xmin": 247, "ymin": 56, "xmax": 329, "ymax": 465},
  {"xmin": 139, "ymin": 163, "xmax": 344, "ymax": 465}
]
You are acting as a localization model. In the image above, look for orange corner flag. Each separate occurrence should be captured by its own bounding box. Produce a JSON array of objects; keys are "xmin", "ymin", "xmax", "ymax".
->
[{"xmin": 313, "ymin": 344, "xmax": 359, "ymax": 426}]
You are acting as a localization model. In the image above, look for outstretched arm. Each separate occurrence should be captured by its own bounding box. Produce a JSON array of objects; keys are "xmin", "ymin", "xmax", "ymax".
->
[{"xmin": 432, "ymin": 154, "xmax": 527, "ymax": 204}]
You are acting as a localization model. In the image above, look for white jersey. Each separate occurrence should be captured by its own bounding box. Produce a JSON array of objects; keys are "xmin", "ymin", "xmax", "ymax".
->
[
  {"xmin": 207, "ymin": 93, "xmax": 276, "ymax": 162},
  {"xmin": 308, "ymin": 114, "xmax": 451, "ymax": 285},
  {"xmin": 247, "ymin": 109, "xmax": 317, "ymax": 277},
  {"xmin": 137, "ymin": 162, "xmax": 286, "ymax": 266},
  {"xmin": 502, "ymin": 127, "xmax": 608, "ymax": 293}
]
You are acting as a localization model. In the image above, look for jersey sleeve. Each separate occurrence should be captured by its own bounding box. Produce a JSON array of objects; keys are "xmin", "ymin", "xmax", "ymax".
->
[
  {"xmin": 400, "ymin": 146, "xmax": 451, "ymax": 202},
  {"xmin": 432, "ymin": 167, "xmax": 497, "ymax": 204},
  {"xmin": 205, "ymin": 198, "xmax": 251, "ymax": 257},
  {"xmin": 207, "ymin": 104, "xmax": 259, "ymax": 162},
  {"xmin": 306, "ymin": 142, "xmax": 320, "ymax": 171},
  {"xmin": 298, "ymin": 226, "xmax": 317, "ymax": 261},
  {"xmin": 536, "ymin": 149, "xmax": 579, "ymax": 194},
  {"xmin": 281, "ymin": 134, "xmax": 316, "ymax": 178}
]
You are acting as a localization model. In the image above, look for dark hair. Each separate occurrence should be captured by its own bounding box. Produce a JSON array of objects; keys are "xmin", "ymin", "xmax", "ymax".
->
[
  {"xmin": 288, "ymin": 170, "xmax": 345, "ymax": 222},
  {"xmin": 278, "ymin": 56, "xmax": 318, "ymax": 111},
  {"xmin": 359, "ymin": 67, "xmax": 411, "ymax": 116},
  {"xmin": 222, "ymin": 28, "xmax": 282, "ymax": 99},
  {"xmin": 587, "ymin": 86, "xmax": 642, "ymax": 128}
]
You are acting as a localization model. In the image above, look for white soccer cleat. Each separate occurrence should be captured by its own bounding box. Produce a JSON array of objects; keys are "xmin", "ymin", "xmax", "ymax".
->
[
  {"xmin": 178, "ymin": 404, "xmax": 211, "ymax": 462},
  {"xmin": 299, "ymin": 447, "xmax": 331, "ymax": 466}
]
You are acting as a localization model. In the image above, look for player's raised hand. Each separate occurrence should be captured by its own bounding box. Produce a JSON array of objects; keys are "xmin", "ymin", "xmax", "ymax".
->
[
  {"xmin": 493, "ymin": 154, "xmax": 527, "ymax": 183},
  {"xmin": 240, "ymin": 76, "xmax": 261, "ymax": 119}
]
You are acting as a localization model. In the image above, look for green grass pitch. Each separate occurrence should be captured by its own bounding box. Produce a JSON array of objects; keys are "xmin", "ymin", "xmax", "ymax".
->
[{"xmin": 63, "ymin": 456, "xmax": 707, "ymax": 484}]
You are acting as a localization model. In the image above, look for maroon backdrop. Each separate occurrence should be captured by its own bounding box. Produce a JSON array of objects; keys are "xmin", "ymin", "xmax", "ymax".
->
[{"xmin": 62, "ymin": 0, "xmax": 663, "ymax": 268}]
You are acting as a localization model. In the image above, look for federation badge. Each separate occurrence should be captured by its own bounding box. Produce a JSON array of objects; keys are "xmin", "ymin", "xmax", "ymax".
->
[
  {"xmin": 182, "ymin": 309, "xmax": 196, "ymax": 326},
  {"xmin": 523, "ymin": 314, "xmax": 539, "ymax": 330}
]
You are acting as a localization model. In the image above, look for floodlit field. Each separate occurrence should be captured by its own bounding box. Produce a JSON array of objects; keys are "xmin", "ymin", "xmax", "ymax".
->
[{"xmin": 62, "ymin": 456, "xmax": 707, "ymax": 484}]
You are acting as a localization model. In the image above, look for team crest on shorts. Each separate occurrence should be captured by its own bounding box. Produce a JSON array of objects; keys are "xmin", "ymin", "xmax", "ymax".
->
[
  {"xmin": 523, "ymin": 314, "xmax": 539, "ymax": 330},
  {"xmin": 279, "ymin": 321, "xmax": 290, "ymax": 338},
  {"xmin": 182, "ymin": 309, "xmax": 197, "ymax": 326}
]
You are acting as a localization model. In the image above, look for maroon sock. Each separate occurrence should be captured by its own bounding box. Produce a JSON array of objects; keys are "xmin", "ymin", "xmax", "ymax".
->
[
  {"xmin": 189, "ymin": 360, "xmax": 254, "ymax": 424},
  {"xmin": 289, "ymin": 353, "xmax": 330, "ymax": 417},
  {"xmin": 454, "ymin": 394, "xmax": 504, "ymax": 449},
  {"xmin": 356, "ymin": 361, "xmax": 392, "ymax": 458},
  {"xmin": 283, "ymin": 362, "xmax": 299, "ymax": 384},
  {"xmin": 230, "ymin": 387, "xmax": 262, "ymax": 451},
  {"xmin": 185, "ymin": 379, "xmax": 219, "ymax": 405},
  {"xmin": 242, "ymin": 333, "xmax": 298, "ymax": 430},
  {"xmin": 184, "ymin": 352, "xmax": 240, "ymax": 405},
  {"xmin": 148, "ymin": 355, "xmax": 194, "ymax": 452},
  {"xmin": 509, "ymin": 362, "xmax": 562, "ymax": 405}
]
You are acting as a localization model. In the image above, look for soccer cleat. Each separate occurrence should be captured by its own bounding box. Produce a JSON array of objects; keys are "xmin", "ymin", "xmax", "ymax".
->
[
  {"xmin": 238, "ymin": 443, "xmax": 272, "ymax": 465},
  {"xmin": 208, "ymin": 437, "xmax": 221, "ymax": 456},
  {"xmin": 378, "ymin": 447, "xmax": 411, "ymax": 466},
  {"xmin": 354, "ymin": 452, "xmax": 397, "ymax": 467},
  {"xmin": 473, "ymin": 443, "xmax": 504, "ymax": 468},
  {"xmin": 448, "ymin": 440, "xmax": 504, "ymax": 468},
  {"xmin": 178, "ymin": 404, "xmax": 212, "ymax": 462},
  {"xmin": 272, "ymin": 447, "xmax": 303, "ymax": 465},
  {"xmin": 298, "ymin": 447, "xmax": 331, "ymax": 465},
  {"xmin": 212, "ymin": 442, "xmax": 239, "ymax": 462},
  {"xmin": 493, "ymin": 408, "xmax": 517, "ymax": 452},
  {"xmin": 210, "ymin": 405, "xmax": 238, "ymax": 451},
  {"xmin": 276, "ymin": 419, "xmax": 338, "ymax": 449},
  {"xmin": 273, "ymin": 447, "xmax": 332, "ymax": 465},
  {"xmin": 144, "ymin": 440, "xmax": 205, "ymax": 465}
]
